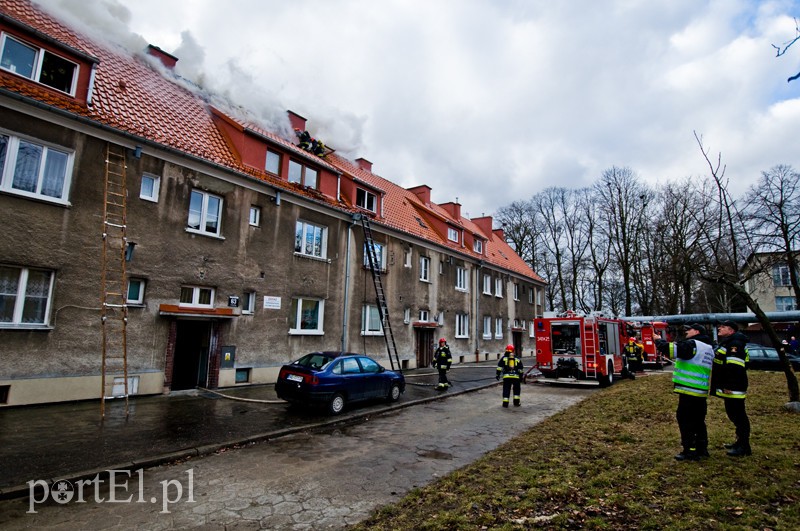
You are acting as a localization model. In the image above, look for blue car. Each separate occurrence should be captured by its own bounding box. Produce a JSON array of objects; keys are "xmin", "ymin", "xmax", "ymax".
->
[{"xmin": 275, "ymin": 352, "xmax": 406, "ymax": 415}]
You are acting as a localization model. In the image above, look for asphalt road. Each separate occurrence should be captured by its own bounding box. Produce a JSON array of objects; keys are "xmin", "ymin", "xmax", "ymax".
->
[{"xmin": 0, "ymin": 383, "xmax": 594, "ymax": 530}]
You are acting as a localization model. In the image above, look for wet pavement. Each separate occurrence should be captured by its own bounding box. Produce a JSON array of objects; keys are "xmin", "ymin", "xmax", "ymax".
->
[
  {"xmin": 0, "ymin": 361, "xmax": 600, "ymax": 530},
  {"xmin": 0, "ymin": 361, "xmax": 509, "ymax": 497}
]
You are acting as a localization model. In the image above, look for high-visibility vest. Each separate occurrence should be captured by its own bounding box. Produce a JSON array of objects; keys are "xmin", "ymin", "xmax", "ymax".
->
[{"xmin": 673, "ymin": 340, "xmax": 714, "ymax": 397}]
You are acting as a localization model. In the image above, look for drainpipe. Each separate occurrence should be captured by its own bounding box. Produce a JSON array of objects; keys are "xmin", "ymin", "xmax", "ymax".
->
[
  {"xmin": 474, "ymin": 261, "xmax": 484, "ymax": 362},
  {"xmin": 341, "ymin": 216, "xmax": 357, "ymax": 351}
]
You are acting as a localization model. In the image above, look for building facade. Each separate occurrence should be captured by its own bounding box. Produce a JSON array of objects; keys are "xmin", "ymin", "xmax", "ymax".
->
[{"xmin": 0, "ymin": 0, "xmax": 545, "ymax": 407}]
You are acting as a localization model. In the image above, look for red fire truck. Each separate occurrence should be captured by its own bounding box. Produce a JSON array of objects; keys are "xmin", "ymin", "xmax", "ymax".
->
[
  {"xmin": 533, "ymin": 312, "xmax": 626, "ymax": 386},
  {"xmin": 634, "ymin": 320, "xmax": 670, "ymax": 369}
]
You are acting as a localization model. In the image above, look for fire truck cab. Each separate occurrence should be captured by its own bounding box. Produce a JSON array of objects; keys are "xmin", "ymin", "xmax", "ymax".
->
[{"xmin": 533, "ymin": 312, "xmax": 626, "ymax": 386}]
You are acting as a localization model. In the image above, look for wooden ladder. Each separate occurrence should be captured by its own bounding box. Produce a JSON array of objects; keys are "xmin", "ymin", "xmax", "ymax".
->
[{"xmin": 100, "ymin": 143, "xmax": 130, "ymax": 417}]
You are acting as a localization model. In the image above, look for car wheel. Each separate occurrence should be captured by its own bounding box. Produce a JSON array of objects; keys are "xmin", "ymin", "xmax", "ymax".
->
[
  {"xmin": 328, "ymin": 393, "xmax": 345, "ymax": 415},
  {"xmin": 387, "ymin": 382, "xmax": 401, "ymax": 402},
  {"xmin": 598, "ymin": 361, "xmax": 614, "ymax": 387}
]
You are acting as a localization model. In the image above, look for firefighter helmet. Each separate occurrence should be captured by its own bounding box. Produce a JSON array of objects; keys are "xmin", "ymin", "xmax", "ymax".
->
[
  {"xmin": 439, "ymin": 338, "xmax": 446, "ymax": 344},
  {"xmin": 628, "ymin": 336, "xmax": 636, "ymax": 342},
  {"xmin": 505, "ymin": 344, "xmax": 514, "ymax": 353}
]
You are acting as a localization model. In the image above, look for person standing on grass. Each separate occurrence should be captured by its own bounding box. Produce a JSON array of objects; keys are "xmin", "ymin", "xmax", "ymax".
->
[
  {"xmin": 657, "ymin": 324, "xmax": 715, "ymax": 461},
  {"xmin": 496, "ymin": 345, "xmax": 523, "ymax": 407},
  {"xmin": 432, "ymin": 338, "xmax": 452, "ymax": 391},
  {"xmin": 712, "ymin": 321, "xmax": 751, "ymax": 457}
]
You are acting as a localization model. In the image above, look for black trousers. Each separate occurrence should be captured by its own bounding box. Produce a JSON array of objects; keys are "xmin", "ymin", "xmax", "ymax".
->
[
  {"xmin": 676, "ymin": 394, "xmax": 708, "ymax": 452},
  {"xmin": 724, "ymin": 397, "xmax": 750, "ymax": 445},
  {"xmin": 437, "ymin": 368, "xmax": 450, "ymax": 386},
  {"xmin": 502, "ymin": 378, "xmax": 521, "ymax": 405}
]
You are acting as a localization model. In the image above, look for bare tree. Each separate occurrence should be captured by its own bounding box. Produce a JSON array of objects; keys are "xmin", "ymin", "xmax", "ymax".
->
[
  {"xmin": 773, "ymin": 17, "xmax": 800, "ymax": 82},
  {"xmin": 496, "ymin": 200, "xmax": 539, "ymax": 270},
  {"xmin": 533, "ymin": 188, "xmax": 570, "ymax": 311}
]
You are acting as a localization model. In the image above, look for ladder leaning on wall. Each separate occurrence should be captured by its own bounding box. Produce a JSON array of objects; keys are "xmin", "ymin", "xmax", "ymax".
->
[{"xmin": 100, "ymin": 143, "xmax": 130, "ymax": 418}]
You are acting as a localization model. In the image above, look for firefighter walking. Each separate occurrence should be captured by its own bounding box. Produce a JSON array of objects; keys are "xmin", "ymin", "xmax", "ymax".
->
[
  {"xmin": 623, "ymin": 336, "xmax": 644, "ymax": 379},
  {"xmin": 432, "ymin": 338, "xmax": 452, "ymax": 390},
  {"xmin": 496, "ymin": 345, "xmax": 523, "ymax": 407}
]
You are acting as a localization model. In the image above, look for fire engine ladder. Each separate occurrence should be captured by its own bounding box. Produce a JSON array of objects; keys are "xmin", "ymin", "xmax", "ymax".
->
[
  {"xmin": 358, "ymin": 214, "xmax": 401, "ymax": 372},
  {"xmin": 583, "ymin": 319, "xmax": 598, "ymax": 378},
  {"xmin": 100, "ymin": 143, "xmax": 130, "ymax": 418}
]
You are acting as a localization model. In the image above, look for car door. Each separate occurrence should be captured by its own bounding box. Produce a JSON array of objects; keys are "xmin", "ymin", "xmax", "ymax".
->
[
  {"xmin": 357, "ymin": 356, "xmax": 384, "ymax": 398},
  {"xmin": 340, "ymin": 357, "xmax": 367, "ymax": 401}
]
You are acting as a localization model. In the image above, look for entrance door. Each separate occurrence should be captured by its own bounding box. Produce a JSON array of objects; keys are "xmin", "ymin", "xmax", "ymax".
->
[
  {"xmin": 512, "ymin": 331, "xmax": 523, "ymax": 358},
  {"xmin": 172, "ymin": 320, "xmax": 211, "ymax": 390},
  {"xmin": 415, "ymin": 328, "xmax": 435, "ymax": 368}
]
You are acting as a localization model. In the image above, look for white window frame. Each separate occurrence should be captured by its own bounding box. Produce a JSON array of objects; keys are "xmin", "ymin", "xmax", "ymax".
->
[
  {"xmin": 419, "ymin": 309, "xmax": 430, "ymax": 322},
  {"xmin": 495, "ymin": 317, "xmax": 503, "ymax": 339},
  {"xmin": 455, "ymin": 313, "xmax": 469, "ymax": 338},
  {"xmin": 295, "ymin": 220, "xmax": 328, "ymax": 259},
  {"xmin": 513, "ymin": 283, "xmax": 520, "ymax": 301},
  {"xmin": 447, "ymin": 227, "xmax": 459, "ymax": 242},
  {"xmin": 361, "ymin": 304, "xmax": 384, "ymax": 335},
  {"xmin": 249, "ymin": 206, "xmax": 261, "ymax": 227},
  {"xmin": 289, "ymin": 297, "xmax": 324, "ymax": 335},
  {"xmin": 0, "ymin": 34, "xmax": 78, "ymax": 95},
  {"xmin": 483, "ymin": 274, "xmax": 492, "ymax": 294},
  {"xmin": 483, "ymin": 316, "xmax": 492, "ymax": 339},
  {"xmin": 404, "ymin": 249, "xmax": 412, "ymax": 268},
  {"xmin": 403, "ymin": 308, "xmax": 411, "ymax": 324},
  {"xmin": 0, "ymin": 265, "xmax": 54, "ymax": 327},
  {"xmin": 474, "ymin": 239, "xmax": 483, "ymax": 254},
  {"xmin": 288, "ymin": 160, "xmax": 318, "ymax": 188},
  {"xmin": 529, "ymin": 321, "xmax": 536, "ymax": 338},
  {"xmin": 495, "ymin": 278, "xmax": 503, "ymax": 298},
  {"xmin": 187, "ymin": 189, "xmax": 223, "ymax": 237},
  {"xmin": 528, "ymin": 288, "xmax": 534, "ymax": 304},
  {"xmin": 126, "ymin": 278, "xmax": 146, "ymax": 305},
  {"xmin": 776, "ymin": 296, "xmax": 798, "ymax": 312},
  {"xmin": 139, "ymin": 173, "xmax": 160, "ymax": 202},
  {"xmin": 356, "ymin": 188, "xmax": 377, "ymax": 212},
  {"xmin": 179, "ymin": 285, "xmax": 215, "ymax": 308},
  {"xmin": 242, "ymin": 291, "xmax": 256, "ymax": 315},
  {"xmin": 773, "ymin": 264, "xmax": 792, "ymax": 287},
  {"xmin": 364, "ymin": 241, "xmax": 386, "ymax": 271},
  {"xmin": 437, "ymin": 311, "xmax": 445, "ymax": 325},
  {"xmin": 265, "ymin": 149, "xmax": 281, "ymax": 175},
  {"xmin": 419, "ymin": 256, "xmax": 431, "ymax": 282},
  {"xmin": 0, "ymin": 132, "xmax": 74, "ymax": 204},
  {"xmin": 456, "ymin": 266, "xmax": 469, "ymax": 292}
]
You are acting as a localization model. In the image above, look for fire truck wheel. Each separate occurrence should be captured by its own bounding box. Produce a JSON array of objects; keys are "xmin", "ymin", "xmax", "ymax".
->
[{"xmin": 598, "ymin": 361, "xmax": 615, "ymax": 388}]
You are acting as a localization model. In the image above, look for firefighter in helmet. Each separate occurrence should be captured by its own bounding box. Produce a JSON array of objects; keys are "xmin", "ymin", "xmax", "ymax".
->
[
  {"xmin": 432, "ymin": 338, "xmax": 452, "ymax": 390},
  {"xmin": 496, "ymin": 344, "xmax": 523, "ymax": 407},
  {"xmin": 623, "ymin": 336, "xmax": 644, "ymax": 379}
]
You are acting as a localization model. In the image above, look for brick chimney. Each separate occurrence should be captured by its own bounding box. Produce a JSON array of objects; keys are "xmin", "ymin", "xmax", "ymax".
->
[
  {"xmin": 287, "ymin": 110, "xmax": 307, "ymax": 131},
  {"xmin": 356, "ymin": 158, "xmax": 373, "ymax": 172},
  {"xmin": 147, "ymin": 45, "xmax": 178, "ymax": 69},
  {"xmin": 471, "ymin": 216, "xmax": 494, "ymax": 236},
  {"xmin": 408, "ymin": 185, "xmax": 431, "ymax": 205},
  {"xmin": 439, "ymin": 201, "xmax": 461, "ymax": 220}
]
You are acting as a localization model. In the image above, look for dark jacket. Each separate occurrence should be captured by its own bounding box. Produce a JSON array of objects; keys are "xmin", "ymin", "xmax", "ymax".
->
[
  {"xmin": 711, "ymin": 331, "xmax": 749, "ymax": 397},
  {"xmin": 432, "ymin": 345, "xmax": 452, "ymax": 370},
  {"xmin": 497, "ymin": 354, "xmax": 523, "ymax": 379}
]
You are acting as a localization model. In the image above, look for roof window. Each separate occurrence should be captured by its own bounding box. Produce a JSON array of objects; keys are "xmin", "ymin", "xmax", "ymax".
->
[{"xmin": 1, "ymin": 34, "xmax": 78, "ymax": 95}]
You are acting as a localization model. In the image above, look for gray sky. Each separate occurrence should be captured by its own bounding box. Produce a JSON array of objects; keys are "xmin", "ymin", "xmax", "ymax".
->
[{"xmin": 39, "ymin": 0, "xmax": 800, "ymax": 218}]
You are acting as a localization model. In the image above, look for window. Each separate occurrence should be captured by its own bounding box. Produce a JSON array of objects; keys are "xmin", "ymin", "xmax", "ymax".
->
[
  {"xmin": 0, "ymin": 265, "xmax": 54, "ymax": 327},
  {"xmin": 249, "ymin": 206, "xmax": 261, "ymax": 227},
  {"xmin": 139, "ymin": 173, "xmax": 160, "ymax": 202},
  {"xmin": 364, "ymin": 242, "xmax": 386, "ymax": 270},
  {"xmin": 495, "ymin": 278, "xmax": 503, "ymax": 298},
  {"xmin": 483, "ymin": 316, "xmax": 492, "ymax": 339},
  {"xmin": 356, "ymin": 188, "xmax": 377, "ymax": 212},
  {"xmin": 288, "ymin": 160, "xmax": 318, "ymax": 188},
  {"xmin": 437, "ymin": 311, "xmax": 445, "ymax": 325},
  {"xmin": 776, "ymin": 296, "xmax": 798, "ymax": 312},
  {"xmin": 0, "ymin": 133, "xmax": 73, "ymax": 203},
  {"xmin": 126, "ymin": 279, "xmax": 145, "ymax": 304},
  {"xmin": 290, "ymin": 297, "xmax": 324, "ymax": 334},
  {"xmin": 528, "ymin": 288, "xmax": 534, "ymax": 304},
  {"xmin": 495, "ymin": 317, "xmax": 503, "ymax": 339},
  {"xmin": 242, "ymin": 291, "xmax": 256, "ymax": 315},
  {"xmin": 483, "ymin": 274, "xmax": 492, "ymax": 294},
  {"xmin": 474, "ymin": 239, "xmax": 483, "ymax": 254},
  {"xmin": 404, "ymin": 249, "xmax": 412, "ymax": 268},
  {"xmin": 403, "ymin": 308, "xmax": 411, "ymax": 324},
  {"xmin": 455, "ymin": 313, "xmax": 469, "ymax": 338},
  {"xmin": 447, "ymin": 227, "xmax": 459, "ymax": 242},
  {"xmin": 235, "ymin": 368, "xmax": 251, "ymax": 384},
  {"xmin": 419, "ymin": 256, "xmax": 431, "ymax": 282},
  {"xmin": 187, "ymin": 190, "xmax": 223, "ymax": 236},
  {"xmin": 513, "ymin": 283, "xmax": 520, "ymax": 301},
  {"xmin": 179, "ymin": 285, "xmax": 214, "ymax": 308},
  {"xmin": 529, "ymin": 321, "xmax": 536, "ymax": 338},
  {"xmin": 362, "ymin": 304, "xmax": 383, "ymax": 335},
  {"xmin": 419, "ymin": 310, "xmax": 430, "ymax": 322},
  {"xmin": 1, "ymin": 35, "xmax": 78, "ymax": 95},
  {"xmin": 265, "ymin": 150, "xmax": 281, "ymax": 175},
  {"xmin": 456, "ymin": 266, "xmax": 468, "ymax": 291},
  {"xmin": 295, "ymin": 220, "xmax": 328, "ymax": 259},
  {"xmin": 773, "ymin": 264, "xmax": 792, "ymax": 287}
]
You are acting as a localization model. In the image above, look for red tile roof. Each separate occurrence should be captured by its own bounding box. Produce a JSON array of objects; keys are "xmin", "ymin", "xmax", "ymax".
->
[{"xmin": 0, "ymin": 0, "xmax": 543, "ymax": 284}]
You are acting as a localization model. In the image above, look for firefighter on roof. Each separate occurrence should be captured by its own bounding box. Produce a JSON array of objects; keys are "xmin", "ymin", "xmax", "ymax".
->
[
  {"xmin": 623, "ymin": 336, "xmax": 644, "ymax": 379},
  {"xmin": 496, "ymin": 345, "xmax": 523, "ymax": 407},
  {"xmin": 432, "ymin": 338, "xmax": 452, "ymax": 390}
]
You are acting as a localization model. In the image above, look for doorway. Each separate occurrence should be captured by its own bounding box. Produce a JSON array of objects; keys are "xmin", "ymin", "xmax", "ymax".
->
[
  {"xmin": 512, "ymin": 331, "xmax": 523, "ymax": 359},
  {"xmin": 415, "ymin": 328, "xmax": 435, "ymax": 368},
  {"xmin": 172, "ymin": 320, "xmax": 212, "ymax": 390}
]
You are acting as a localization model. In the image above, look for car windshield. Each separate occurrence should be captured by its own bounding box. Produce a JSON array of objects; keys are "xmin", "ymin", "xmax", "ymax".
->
[{"xmin": 293, "ymin": 353, "xmax": 337, "ymax": 370}]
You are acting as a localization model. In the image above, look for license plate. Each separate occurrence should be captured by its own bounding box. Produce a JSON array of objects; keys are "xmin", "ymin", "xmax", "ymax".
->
[{"xmin": 286, "ymin": 374, "xmax": 303, "ymax": 383}]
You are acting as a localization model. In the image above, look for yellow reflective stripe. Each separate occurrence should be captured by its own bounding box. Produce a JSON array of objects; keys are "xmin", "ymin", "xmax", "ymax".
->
[
  {"xmin": 716, "ymin": 389, "xmax": 747, "ymax": 398},
  {"xmin": 727, "ymin": 357, "xmax": 746, "ymax": 367}
]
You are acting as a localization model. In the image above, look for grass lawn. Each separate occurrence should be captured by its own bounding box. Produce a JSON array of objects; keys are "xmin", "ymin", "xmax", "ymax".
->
[{"xmin": 351, "ymin": 371, "xmax": 800, "ymax": 530}]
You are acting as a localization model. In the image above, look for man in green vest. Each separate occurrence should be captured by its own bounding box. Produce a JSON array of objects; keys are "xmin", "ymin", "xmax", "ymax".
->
[{"xmin": 658, "ymin": 324, "xmax": 715, "ymax": 461}]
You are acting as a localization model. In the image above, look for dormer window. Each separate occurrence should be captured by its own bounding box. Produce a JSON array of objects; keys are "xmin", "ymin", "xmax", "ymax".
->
[
  {"xmin": 473, "ymin": 239, "xmax": 483, "ymax": 254},
  {"xmin": 288, "ymin": 160, "xmax": 317, "ymax": 188},
  {"xmin": 1, "ymin": 34, "xmax": 77, "ymax": 95},
  {"xmin": 356, "ymin": 188, "xmax": 377, "ymax": 212},
  {"xmin": 265, "ymin": 150, "xmax": 281, "ymax": 175},
  {"xmin": 447, "ymin": 227, "xmax": 459, "ymax": 243}
]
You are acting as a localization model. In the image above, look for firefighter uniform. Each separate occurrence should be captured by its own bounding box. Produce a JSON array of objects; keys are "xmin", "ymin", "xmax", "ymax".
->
[
  {"xmin": 623, "ymin": 337, "xmax": 644, "ymax": 379},
  {"xmin": 432, "ymin": 339, "xmax": 452, "ymax": 390},
  {"xmin": 496, "ymin": 345, "xmax": 523, "ymax": 407},
  {"xmin": 712, "ymin": 321, "xmax": 751, "ymax": 456},
  {"xmin": 660, "ymin": 324, "xmax": 714, "ymax": 461}
]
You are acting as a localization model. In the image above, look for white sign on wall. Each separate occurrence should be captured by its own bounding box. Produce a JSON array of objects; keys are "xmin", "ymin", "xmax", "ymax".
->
[{"xmin": 263, "ymin": 296, "xmax": 281, "ymax": 310}]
